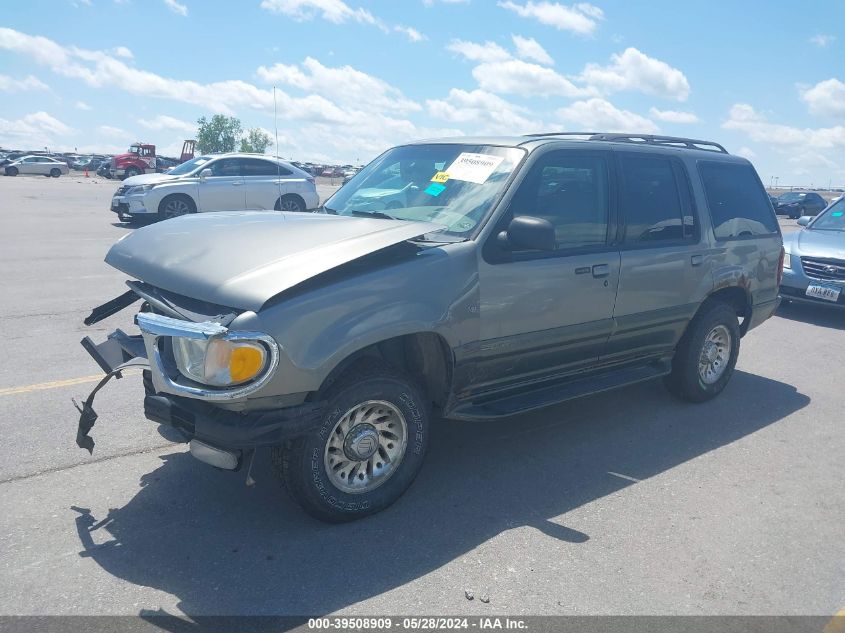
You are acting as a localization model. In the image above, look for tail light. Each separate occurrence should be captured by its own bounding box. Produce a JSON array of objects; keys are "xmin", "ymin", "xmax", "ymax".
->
[{"xmin": 777, "ymin": 247, "xmax": 785, "ymax": 285}]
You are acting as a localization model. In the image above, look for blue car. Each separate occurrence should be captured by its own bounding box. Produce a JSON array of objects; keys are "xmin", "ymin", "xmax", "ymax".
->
[{"xmin": 780, "ymin": 197, "xmax": 845, "ymax": 308}]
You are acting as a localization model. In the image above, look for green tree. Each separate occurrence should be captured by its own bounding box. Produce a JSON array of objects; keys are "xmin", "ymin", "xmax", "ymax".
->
[
  {"xmin": 195, "ymin": 115, "xmax": 243, "ymax": 154},
  {"xmin": 240, "ymin": 128, "xmax": 273, "ymax": 154}
]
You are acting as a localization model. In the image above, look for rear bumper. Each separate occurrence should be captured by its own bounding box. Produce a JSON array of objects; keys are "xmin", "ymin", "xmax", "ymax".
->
[{"xmin": 746, "ymin": 297, "xmax": 780, "ymax": 332}]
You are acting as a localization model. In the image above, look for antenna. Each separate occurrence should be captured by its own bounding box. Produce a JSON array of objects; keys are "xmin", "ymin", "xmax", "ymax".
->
[{"xmin": 273, "ymin": 86, "xmax": 284, "ymax": 215}]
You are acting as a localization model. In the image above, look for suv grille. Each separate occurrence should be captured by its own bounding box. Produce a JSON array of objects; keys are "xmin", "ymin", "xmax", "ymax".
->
[{"xmin": 801, "ymin": 257, "xmax": 845, "ymax": 281}]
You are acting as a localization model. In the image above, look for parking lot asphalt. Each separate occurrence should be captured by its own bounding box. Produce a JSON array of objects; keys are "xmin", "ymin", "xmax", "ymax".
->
[{"xmin": 0, "ymin": 175, "xmax": 843, "ymax": 618}]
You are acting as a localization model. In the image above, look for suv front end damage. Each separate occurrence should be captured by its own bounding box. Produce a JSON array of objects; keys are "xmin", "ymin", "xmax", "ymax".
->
[{"xmin": 74, "ymin": 286, "xmax": 323, "ymax": 471}]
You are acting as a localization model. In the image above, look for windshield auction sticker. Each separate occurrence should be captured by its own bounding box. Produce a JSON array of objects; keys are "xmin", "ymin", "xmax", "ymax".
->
[{"xmin": 445, "ymin": 153, "xmax": 504, "ymax": 184}]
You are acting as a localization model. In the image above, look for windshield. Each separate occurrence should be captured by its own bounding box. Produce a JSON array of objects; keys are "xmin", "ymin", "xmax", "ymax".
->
[
  {"xmin": 778, "ymin": 192, "xmax": 806, "ymax": 202},
  {"xmin": 168, "ymin": 155, "xmax": 213, "ymax": 176},
  {"xmin": 323, "ymin": 144, "xmax": 525, "ymax": 237},
  {"xmin": 128, "ymin": 145, "xmax": 141, "ymax": 154},
  {"xmin": 810, "ymin": 198, "xmax": 845, "ymax": 231}
]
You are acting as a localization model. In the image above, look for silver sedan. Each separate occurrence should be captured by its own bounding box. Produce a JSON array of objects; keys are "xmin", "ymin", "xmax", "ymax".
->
[{"xmin": 4, "ymin": 155, "xmax": 70, "ymax": 177}]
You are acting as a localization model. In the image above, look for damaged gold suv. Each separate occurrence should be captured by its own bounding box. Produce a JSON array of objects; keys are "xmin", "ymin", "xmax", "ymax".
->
[{"xmin": 76, "ymin": 134, "xmax": 783, "ymax": 522}]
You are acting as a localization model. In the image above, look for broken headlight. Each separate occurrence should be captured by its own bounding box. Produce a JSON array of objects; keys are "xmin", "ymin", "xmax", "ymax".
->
[{"xmin": 173, "ymin": 337, "xmax": 269, "ymax": 387}]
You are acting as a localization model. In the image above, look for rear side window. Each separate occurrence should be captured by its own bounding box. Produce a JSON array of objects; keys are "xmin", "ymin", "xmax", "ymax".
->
[
  {"xmin": 618, "ymin": 155, "xmax": 695, "ymax": 244},
  {"xmin": 699, "ymin": 161, "xmax": 778, "ymax": 239},
  {"xmin": 241, "ymin": 158, "xmax": 292, "ymax": 177}
]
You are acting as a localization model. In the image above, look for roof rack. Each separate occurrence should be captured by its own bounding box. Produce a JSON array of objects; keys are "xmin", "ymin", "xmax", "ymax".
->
[{"xmin": 524, "ymin": 132, "xmax": 728, "ymax": 154}]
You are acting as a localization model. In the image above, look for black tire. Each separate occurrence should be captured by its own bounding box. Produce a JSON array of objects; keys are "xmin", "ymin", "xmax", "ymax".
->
[
  {"xmin": 664, "ymin": 301, "xmax": 741, "ymax": 403},
  {"xmin": 6, "ymin": 167, "xmax": 18, "ymax": 176},
  {"xmin": 50, "ymin": 168, "xmax": 61, "ymax": 178},
  {"xmin": 790, "ymin": 206, "xmax": 804, "ymax": 220},
  {"xmin": 157, "ymin": 194, "xmax": 196, "ymax": 221},
  {"xmin": 125, "ymin": 166, "xmax": 141, "ymax": 178},
  {"xmin": 275, "ymin": 365, "xmax": 430, "ymax": 523},
  {"xmin": 274, "ymin": 194, "xmax": 306, "ymax": 212}
]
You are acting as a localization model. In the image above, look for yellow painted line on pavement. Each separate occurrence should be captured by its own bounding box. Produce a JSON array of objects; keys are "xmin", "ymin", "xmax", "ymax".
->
[
  {"xmin": 0, "ymin": 371, "xmax": 139, "ymax": 397},
  {"xmin": 824, "ymin": 606, "xmax": 845, "ymax": 633}
]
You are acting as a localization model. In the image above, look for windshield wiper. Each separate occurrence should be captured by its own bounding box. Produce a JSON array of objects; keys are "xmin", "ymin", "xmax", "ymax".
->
[{"xmin": 349, "ymin": 210, "xmax": 398, "ymax": 220}]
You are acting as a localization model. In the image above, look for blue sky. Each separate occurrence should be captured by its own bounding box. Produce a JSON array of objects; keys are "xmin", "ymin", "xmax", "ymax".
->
[{"xmin": 1, "ymin": 0, "xmax": 844, "ymax": 186}]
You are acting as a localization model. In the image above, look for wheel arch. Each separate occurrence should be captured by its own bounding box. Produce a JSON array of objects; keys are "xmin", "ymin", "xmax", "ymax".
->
[
  {"xmin": 702, "ymin": 285, "xmax": 752, "ymax": 335},
  {"xmin": 316, "ymin": 331, "xmax": 454, "ymax": 412},
  {"xmin": 157, "ymin": 192, "xmax": 197, "ymax": 215}
]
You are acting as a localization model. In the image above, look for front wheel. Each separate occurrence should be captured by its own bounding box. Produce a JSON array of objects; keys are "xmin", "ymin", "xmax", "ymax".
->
[
  {"xmin": 790, "ymin": 206, "xmax": 804, "ymax": 220},
  {"xmin": 664, "ymin": 301, "xmax": 740, "ymax": 403},
  {"xmin": 124, "ymin": 166, "xmax": 141, "ymax": 178},
  {"xmin": 275, "ymin": 367, "xmax": 430, "ymax": 522},
  {"xmin": 158, "ymin": 194, "xmax": 196, "ymax": 220},
  {"xmin": 6, "ymin": 167, "xmax": 18, "ymax": 176},
  {"xmin": 50, "ymin": 168, "xmax": 61, "ymax": 178}
]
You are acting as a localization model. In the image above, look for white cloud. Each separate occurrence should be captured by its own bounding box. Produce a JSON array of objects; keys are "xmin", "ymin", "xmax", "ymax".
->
[
  {"xmin": 0, "ymin": 111, "xmax": 74, "ymax": 149},
  {"xmin": 75, "ymin": 101, "xmax": 91, "ymax": 110},
  {"xmin": 735, "ymin": 146, "xmax": 756, "ymax": 160},
  {"xmin": 423, "ymin": 0, "xmax": 469, "ymax": 4},
  {"xmin": 556, "ymin": 98, "xmax": 658, "ymax": 133},
  {"xmin": 426, "ymin": 88, "xmax": 541, "ymax": 134},
  {"xmin": 446, "ymin": 39, "xmax": 511, "ymax": 63},
  {"xmin": 112, "ymin": 46, "xmax": 134, "ymax": 58},
  {"xmin": 473, "ymin": 59, "xmax": 594, "ymax": 97},
  {"xmin": 257, "ymin": 56, "xmax": 420, "ymax": 113},
  {"xmin": 810, "ymin": 34, "xmax": 835, "ymax": 48},
  {"xmin": 722, "ymin": 103, "xmax": 845, "ymax": 149},
  {"xmin": 800, "ymin": 78, "xmax": 845, "ymax": 119},
  {"xmin": 648, "ymin": 107, "xmax": 700, "ymax": 124},
  {"xmin": 138, "ymin": 115, "xmax": 196, "ymax": 134},
  {"xmin": 98, "ymin": 125, "xmax": 128, "ymax": 138},
  {"xmin": 259, "ymin": 0, "xmax": 381, "ymax": 27},
  {"xmin": 579, "ymin": 47, "xmax": 690, "ymax": 101},
  {"xmin": 0, "ymin": 74, "xmax": 48, "ymax": 92},
  {"xmin": 511, "ymin": 34, "xmax": 553, "ymax": 65},
  {"xmin": 163, "ymin": 0, "xmax": 188, "ymax": 16},
  {"xmin": 394, "ymin": 25, "xmax": 426, "ymax": 42},
  {"xmin": 498, "ymin": 1, "xmax": 603, "ymax": 35}
]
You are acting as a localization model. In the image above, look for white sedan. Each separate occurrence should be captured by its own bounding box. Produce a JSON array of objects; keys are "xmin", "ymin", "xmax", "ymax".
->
[
  {"xmin": 110, "ymin": 153, "xmax": 320, "ymax": 222},
  {"xmin": 4, "ymin": 155, "xmax": 70, "ymax": 177}
]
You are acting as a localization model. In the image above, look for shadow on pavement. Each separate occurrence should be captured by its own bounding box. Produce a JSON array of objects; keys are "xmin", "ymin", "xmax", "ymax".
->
[
  {"xmin": 71, "ymin": 371, "xmax": 808, "ymax": 622},
  {"xmin": 776, "ymin": 300, "xmax": 845, "ymax": 330}
]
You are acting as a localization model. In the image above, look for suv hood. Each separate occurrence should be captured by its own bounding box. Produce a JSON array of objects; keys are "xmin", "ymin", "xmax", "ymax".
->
[
  {"xmin": 121, "ymin": 173, "xmax": 178, "ymax": 186},
  {"xmin": 105, "ymin": 211, "xmax": 443, "ymax": 312},
  {"xmin": 786, "ymin": 228, "xmax": 845, "ymax": 259}
]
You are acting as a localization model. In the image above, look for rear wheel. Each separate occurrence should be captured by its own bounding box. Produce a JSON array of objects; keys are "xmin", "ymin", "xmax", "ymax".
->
[
  {"xmin": 790, "ymin": 206, "xmax": 804, "ymax": 220},
  {"xmin": 275, "ymin": 194, "xmax": 306, "ymax": 212},
  {"xmin": 275, "ymin": 365, "xmax": 430, "ymax": 523},
  {"xmin": 50, "ymin": 168, "xmax": 61, "ymax": 178},
  {"xmin": 158, "ymin": 194, "xmax": 196, "ymax": 221},
  {"xmin": 664, "ymin": 301, "xmax": 740, "ymax": 403}
]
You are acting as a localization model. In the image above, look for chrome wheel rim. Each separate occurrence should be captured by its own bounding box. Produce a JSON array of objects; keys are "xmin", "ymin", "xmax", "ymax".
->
[
  {"xmin": 323, "ymin": 400, "xmax": 408, "ymax": 494},
  {"xmin": 699, "ymin": 325, "xmax": 731, "ymax": 385},
  {"xmin": 164, "ymin": 199, "xmax": 190, "ymax": 218},
  {"xmin": 278, "ymin": 198, "xmax": 302, "ymax": 211}
]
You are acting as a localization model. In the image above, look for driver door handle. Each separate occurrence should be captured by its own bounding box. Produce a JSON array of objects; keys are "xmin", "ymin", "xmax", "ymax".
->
[
  {"xmin": 232, "ymin": 181, "xmax": 243, "ymax": 186},
  {"xmin": 592, "ymin": 264, "xmax": 610, "ymax": 278}
]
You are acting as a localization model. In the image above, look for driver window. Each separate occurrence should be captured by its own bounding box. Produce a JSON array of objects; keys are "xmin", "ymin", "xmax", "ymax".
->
[
  {"xmin": 510, "ymin": 152, "xmax": 609, "ymax": 250},
  {"xmin": 209, "ymin": 158, "xmax": 241, "ymax": 177}
]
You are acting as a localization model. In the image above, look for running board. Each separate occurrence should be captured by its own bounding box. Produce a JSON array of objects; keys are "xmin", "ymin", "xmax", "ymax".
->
[{"xmin": 448, "ymin": 360, "xmax": 671, "ymax": 421}]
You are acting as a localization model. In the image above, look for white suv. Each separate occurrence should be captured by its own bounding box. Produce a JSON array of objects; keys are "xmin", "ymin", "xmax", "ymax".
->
[{"xmin": 110, "ymin": 154, "xmax": 319, "ymax": 222}]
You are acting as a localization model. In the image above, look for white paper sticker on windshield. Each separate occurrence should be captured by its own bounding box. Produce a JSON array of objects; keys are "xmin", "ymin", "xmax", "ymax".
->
[{"xmin": 445, "ymin": 153, "xmax": 504, "ymax": 184}]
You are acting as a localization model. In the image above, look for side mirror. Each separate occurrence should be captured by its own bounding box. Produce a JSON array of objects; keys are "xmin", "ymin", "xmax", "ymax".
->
[
  {"xmin": 497, "ymin": 215, "xmax": 556, "ymax": 252},
  {"xmin": 797, "ymin": 216, "xmax": 811, "ymax": 226},
  {"xmin": 199, "ymin": 168, "xmax": 213, "ymax": 180}
]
